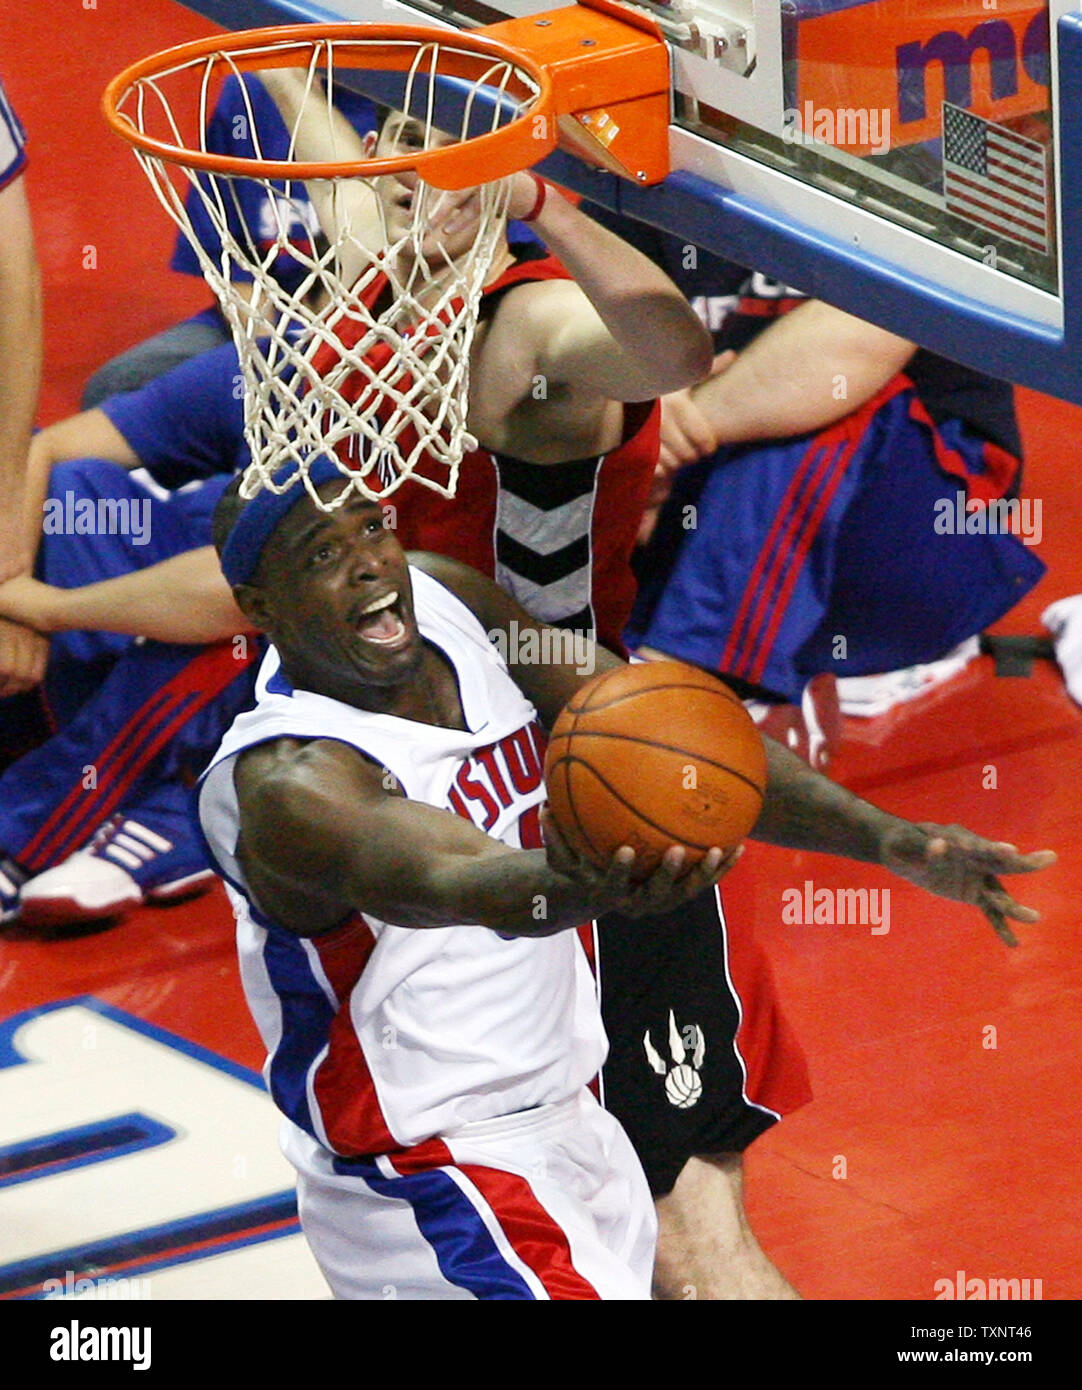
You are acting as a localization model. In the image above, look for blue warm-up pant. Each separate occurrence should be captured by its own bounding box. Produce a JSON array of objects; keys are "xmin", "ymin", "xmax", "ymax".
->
[{"xmin": 0, "ymin": 461, "xmax": 255, "ymax": 872}]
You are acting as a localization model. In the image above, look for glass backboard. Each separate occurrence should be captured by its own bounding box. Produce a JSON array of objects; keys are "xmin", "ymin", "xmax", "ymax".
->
[{"xmin": 169, "ymin": 0, "xmax": 1082, "ymax": 404}]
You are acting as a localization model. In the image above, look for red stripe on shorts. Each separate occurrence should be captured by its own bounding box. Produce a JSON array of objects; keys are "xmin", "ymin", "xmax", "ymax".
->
[
  {"xmin": 720, "ymin": 435, "xmax": 840, "ymax": 680},
  {"xmin": 746, "ymin": 427, "xmax": 864, "ymax": 686},
  {"xmin": 456, "ymin": 1164, "xmax": 602, "ymax": 1300}
]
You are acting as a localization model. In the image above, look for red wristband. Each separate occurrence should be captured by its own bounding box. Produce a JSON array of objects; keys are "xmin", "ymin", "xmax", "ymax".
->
[{"xmin": 519, "ymin": 173, "xmax": 548, "ymax": 223}]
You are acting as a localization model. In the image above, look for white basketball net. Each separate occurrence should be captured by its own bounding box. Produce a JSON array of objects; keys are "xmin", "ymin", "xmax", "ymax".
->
[{"xmin": 111, "ymin": 35, "xmax": 540, "ymax": 508}]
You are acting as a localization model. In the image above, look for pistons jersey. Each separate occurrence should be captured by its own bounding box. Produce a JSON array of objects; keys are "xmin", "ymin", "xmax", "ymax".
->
[{"xmin": 197, "ymin": 567, "xmax": 605, "ymax": 1160}]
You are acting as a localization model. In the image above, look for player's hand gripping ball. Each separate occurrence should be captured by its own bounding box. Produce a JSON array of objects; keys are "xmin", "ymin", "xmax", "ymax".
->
[{"xmin": 543, "ymin": 661, "xmax": 767, "ymax": 877}]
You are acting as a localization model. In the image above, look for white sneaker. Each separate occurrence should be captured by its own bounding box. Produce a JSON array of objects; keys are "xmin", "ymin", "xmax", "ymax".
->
[
  {"xmin": 746, "ymin": 674, "xmax": 840, "ymax": 769},
  {"xmin": 19, "ymin": 851, "xmax": 143, "ymax": 927},
  {"xmin": 18, "ymin": 816, "xmax": 216, "ymax": 930},
  {"xmin": 835, "ymin": 637, "xmax": 981, "ymax": 717}
]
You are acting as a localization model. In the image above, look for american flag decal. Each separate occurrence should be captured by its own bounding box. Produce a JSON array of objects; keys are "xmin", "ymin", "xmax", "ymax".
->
[{"xmin": 942, "ymin": 102, "xmax": 1051, "ymax": 256}]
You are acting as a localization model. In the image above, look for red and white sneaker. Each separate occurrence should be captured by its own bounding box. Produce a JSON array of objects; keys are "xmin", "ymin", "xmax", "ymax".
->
[
  {"xmin": 18, "ymin": 817, "xmax": 216, "ymax": 929},
  {"xmin": 834, "ymin": 637, "xmax": 981, "ymax": 718},
  {"xmin": 746, "ymin": 674, "xmax": 841, "ymax": 770}
]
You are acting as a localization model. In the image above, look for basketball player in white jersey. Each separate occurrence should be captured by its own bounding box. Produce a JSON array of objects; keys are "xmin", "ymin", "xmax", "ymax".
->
[
  {"xmin": 199, "ymin": 462, "xmax": 1052, "ymax": 1299},
  {"xmin": 197, "ymin": 461, "xmax": 739, "ymax": 1300},
  {"xmin": 6, "ymin": 80, "xmax": 1055, "ymax": 1299}
]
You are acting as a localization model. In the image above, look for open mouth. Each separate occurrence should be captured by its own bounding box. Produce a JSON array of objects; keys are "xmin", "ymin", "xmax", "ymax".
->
[{"xmin": 353, "ymin": 589, "xmax": 409, "ymax": 648}]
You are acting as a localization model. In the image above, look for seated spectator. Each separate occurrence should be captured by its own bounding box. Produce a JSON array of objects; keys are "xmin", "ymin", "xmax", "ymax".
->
[
  {"xmin": 584, "ymin": 206, "xmax": 1046, "ymax": 758},
  {"xmin": 0, "ymin": 370, "xmax": 257, "ymax": 927},
  {"xmin": 81, "ymin": 75, "xmax": 378, "ymax": 407}
]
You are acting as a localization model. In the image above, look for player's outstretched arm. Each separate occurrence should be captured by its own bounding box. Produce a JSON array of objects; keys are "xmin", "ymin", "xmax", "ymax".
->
[
  {"xmin": 256, "ymin": 68, "xmax": 382, "ymax": 277},
  {"xmin": 232, "ymin": 735, "xmax": 733, "ymax": 938},
  {"xmin": 752, "ymin": 735, "xmax": 1055, "ymax": 946}
]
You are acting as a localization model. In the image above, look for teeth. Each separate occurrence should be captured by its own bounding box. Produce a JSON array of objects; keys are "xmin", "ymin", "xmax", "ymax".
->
[{"xmin": 360, "ymin": 590, "xmax": 397, "ymax": 617}]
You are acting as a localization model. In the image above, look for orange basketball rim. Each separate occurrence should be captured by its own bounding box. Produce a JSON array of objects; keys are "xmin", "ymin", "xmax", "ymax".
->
[{"xmin": 101, "ymin": 0, "xmax": 672, "ymax": 189}]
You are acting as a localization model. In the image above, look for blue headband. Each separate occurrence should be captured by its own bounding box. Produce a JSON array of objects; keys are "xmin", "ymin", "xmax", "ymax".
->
[{"xmin": 220, "ymin": 459, "xmax": 352, "ymax": 587}]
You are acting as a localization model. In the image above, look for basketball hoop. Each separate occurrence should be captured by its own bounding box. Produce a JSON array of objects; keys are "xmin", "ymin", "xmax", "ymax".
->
[{"xmin": 103, "ymin": 7, "xmax": 670, "ymax": 510}]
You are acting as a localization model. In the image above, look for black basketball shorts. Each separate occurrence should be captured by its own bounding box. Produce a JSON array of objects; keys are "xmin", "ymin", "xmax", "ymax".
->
[{"xmin": 589, "ymin": 885, "xmax": 812, "ymax": 1198}]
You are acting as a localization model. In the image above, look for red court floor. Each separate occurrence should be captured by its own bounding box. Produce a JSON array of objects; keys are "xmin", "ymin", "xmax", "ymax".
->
[{"xmin": 1, "ymin": 0, "xmax": 1079, "ymax": 1301}]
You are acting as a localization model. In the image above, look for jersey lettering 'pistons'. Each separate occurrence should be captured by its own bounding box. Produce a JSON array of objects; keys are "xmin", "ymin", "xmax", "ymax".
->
[
  {"xmin": 199, "ymin": 568, "xmax": 606, "ymax": 1152},
  {"xmin": 447, "ymin": 724, "xmax": 547, "ymax": 833}
]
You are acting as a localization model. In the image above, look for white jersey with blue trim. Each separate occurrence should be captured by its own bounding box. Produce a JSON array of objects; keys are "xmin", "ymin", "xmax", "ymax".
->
[{"xmin": 198, "ymin": 567, "xmax": 605, "ymax": 1158}]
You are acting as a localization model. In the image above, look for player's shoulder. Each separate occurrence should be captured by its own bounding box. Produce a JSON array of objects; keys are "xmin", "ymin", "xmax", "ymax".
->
[
  {"xmin": 235, "ymin": 735, "xmax": 384, "ymax": 813},
  {"xmin": 236, "ymin": 734, "xmax": 356, "ymax": 784},
  {"xmin": 407, "ymin": 552, "xmax": 507, "ymax": 618}
]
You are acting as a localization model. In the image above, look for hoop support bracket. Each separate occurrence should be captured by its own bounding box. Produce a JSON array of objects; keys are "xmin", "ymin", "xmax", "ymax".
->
[{"xmin": 479, "ymin": 0, "xmax": 671, "ymax": 185}]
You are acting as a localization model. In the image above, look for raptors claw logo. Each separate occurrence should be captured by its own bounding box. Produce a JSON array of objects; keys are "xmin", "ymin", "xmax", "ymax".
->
[{"xmin": 643, "ymin": 1011, "xmax": 705, "ymax": 1109}]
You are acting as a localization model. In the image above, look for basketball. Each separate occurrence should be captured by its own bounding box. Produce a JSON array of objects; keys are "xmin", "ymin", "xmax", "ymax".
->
[{"xmin": 543, "ymin": 661, "xmax": 767, "ymax": 875}]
